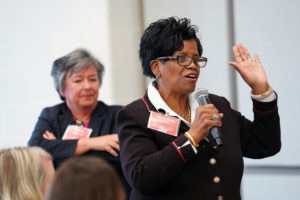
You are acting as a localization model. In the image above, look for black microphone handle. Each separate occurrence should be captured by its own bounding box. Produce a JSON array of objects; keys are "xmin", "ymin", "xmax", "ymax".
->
[{"xmin": 210, "ymin": 127, "xmax": 223, "ymax": 147}]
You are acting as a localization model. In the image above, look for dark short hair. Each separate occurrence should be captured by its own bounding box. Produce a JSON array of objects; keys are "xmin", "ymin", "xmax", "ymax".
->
[
  {"xmin": 51, "ymin": 49, "xmax": 104, "ymax": 101},
  {"xmin": 139, "ymin": 17, "xmax": 203, "ymax": 79}
]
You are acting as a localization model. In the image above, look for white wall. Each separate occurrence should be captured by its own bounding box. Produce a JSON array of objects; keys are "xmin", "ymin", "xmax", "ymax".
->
[
  {"xmin": 107, "ymin": 0, "xmax": 145, "ymax": 105},
  {"xmin": 242, "ymin": 173, "xmax": 300, "ymax": 199},
  {"xmin": 0, "ymin": 0, "xmax": 111, "ymax": 147},
  {"xmin": 234, "ymin": 0, "xmax": 300, "ymax": 166},
  {"xmin": 233, "ymin": 0, "xmax": 300, "ymax": 199}
]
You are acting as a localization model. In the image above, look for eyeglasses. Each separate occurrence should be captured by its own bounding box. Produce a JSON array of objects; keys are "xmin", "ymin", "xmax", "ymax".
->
[{"xmin": 156, "ymin": 55, "xmax": 207, "ymax": 68}]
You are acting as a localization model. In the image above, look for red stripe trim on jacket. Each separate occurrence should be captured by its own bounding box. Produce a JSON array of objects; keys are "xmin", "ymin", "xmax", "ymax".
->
[
  {"xmin": 142, "ymin": 96, "xmax": 151, "ymax": 112},
  {"xmin": 172, "ymin": 141, "xmax": 186, "ymax": 164},
  {"xmin": 253, "ymin": 107, "xmax": 277, "ymax": 114}
]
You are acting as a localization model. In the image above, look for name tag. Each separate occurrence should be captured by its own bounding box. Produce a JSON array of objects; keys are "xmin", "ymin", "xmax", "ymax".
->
[
  {"xmin": 62, "ymin": 125, "xmax": 93, "ymax": 140},
  {"xmin": 147, "ymin": 111, "xmax": 180, "ymax": 137}
]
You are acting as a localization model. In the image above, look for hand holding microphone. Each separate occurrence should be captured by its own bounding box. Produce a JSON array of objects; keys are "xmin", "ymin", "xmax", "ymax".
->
[{"xmin": 186, "ymin": 88, "xmax": 223, "ymax": 148}]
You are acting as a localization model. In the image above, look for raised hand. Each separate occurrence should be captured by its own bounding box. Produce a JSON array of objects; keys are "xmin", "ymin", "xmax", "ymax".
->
[{"xmin": 229, "ymin": 42, "xmax": 269, "ymax": 94}]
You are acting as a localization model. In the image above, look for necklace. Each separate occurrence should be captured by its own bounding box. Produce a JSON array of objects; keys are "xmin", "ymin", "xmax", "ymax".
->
[
  {"xmin": 73, "ymin": 118, "xmax": 90, "ymax": 128},
  {"xmin": 179, "ymin": 105, "xmax": 191, "ymax": 122}
]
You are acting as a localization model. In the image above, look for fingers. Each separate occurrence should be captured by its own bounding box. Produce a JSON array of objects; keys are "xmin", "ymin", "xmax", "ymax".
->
[
  {"xmin": 232, "ymin": 42, "xmax": 253, "ymax": 62},
  {"xmin": 195, "ymin": 105, "xmax": 223, "ymax": 126},
  {"xmin": 254, "ymin": 53, "xmax": 261, "ymax": 64},
  {"xmin": 43, "ymin": 133, "xmax": 48, "ymax": 139},
  {"xmin": 189, "ymin": 106, "xmax": 223, "ymax": 142},
  {"xmin": 105, "ymin": 139, "xmax": 119, "ymax": 157},
  {"xmin": 237, "ymin": 42, "xmax": 249, "ymax": 61},
  {"xmin": 105, "ymin": 134, "xmax": 120, "ymax": 151},
  {"xmin": 232, "ymin": 46, "xmax": 243, "ymax": 63},
  {"xmin": 197, "ymin": 104, "xmax": 220, "ymax": 114},
  {"xmin": 211, "ymin": 113, "xmax": 223, "ymax": 128},
  {"xmin": 105, "ymin": 146, "xmax": 119, "ymax": 157},
  {"xmin": 91, "ymin": 135, "xmax": 120, "ymax": 157},
  {"xmin": 43, "ymin": 131, "xmax": 57, "ymax": 140},
  {"xmin": 228, "ymin": 61, "xmax": 241, "ymax": 72},
  {"xmin": 110, "ymin": 139, "xmax": 120, "ymax": 151},
  {"xmin": 212, "ymin": 113, "xmax": 224, "ymax": 121},
  {"xmin": 243, "ymin": 45, "xmax": 252, "ymax": 61}
]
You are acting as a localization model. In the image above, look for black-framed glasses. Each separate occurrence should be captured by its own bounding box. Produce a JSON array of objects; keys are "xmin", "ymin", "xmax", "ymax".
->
[{"xmin": 156, "ymin": 55, "xmax": 207, "ymax": 68}]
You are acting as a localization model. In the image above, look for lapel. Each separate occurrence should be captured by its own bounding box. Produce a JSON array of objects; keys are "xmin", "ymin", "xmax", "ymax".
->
[
  {"xmin": 143, "ymin": 91, "xmax": 158, "ymax": 112},
  {"xmin": 88, "ymin": 102, "xmax": 105, "ymax": 137},
  {"xmin": 58, "ymin": 104, "xmax": 74, "ymax": 138},
  {"xmin": 144, "ymin": 92, "xmax": 189, "ymax": 137}
]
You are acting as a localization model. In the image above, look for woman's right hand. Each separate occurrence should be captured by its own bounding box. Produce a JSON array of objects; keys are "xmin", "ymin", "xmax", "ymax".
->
[
  {"xmin": 88, "ymin": 134, "xmax": 120, "ymax": 157},
  {"xmin": 75, "ymin": 134, "xmax": 120, "ymax": 157},
  {"xmin": 188, "ymin": 104, "xmax": 223, "ymax": 144}
]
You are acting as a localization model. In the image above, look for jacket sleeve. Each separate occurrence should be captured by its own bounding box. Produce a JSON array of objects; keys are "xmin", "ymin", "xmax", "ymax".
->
[
  {"xmin": 28, "ymin": 108, "xmax": 78, "ymax": 164},
  {"xmin": 117, "ymin": 104, "xmax": 197, "ymax": 194},
  {"xmin": 228, "ymin": 94, "xmax": 281, "ymax": 158}
]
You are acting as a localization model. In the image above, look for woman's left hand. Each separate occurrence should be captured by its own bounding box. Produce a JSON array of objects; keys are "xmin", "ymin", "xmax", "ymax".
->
[{"xmin": 229, "ymin": 42, "xmax": 269, "ymax": 94}]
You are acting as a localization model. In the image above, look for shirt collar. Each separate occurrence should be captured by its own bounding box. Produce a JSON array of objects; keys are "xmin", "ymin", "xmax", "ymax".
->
[{"xmin": 147, "ymin": 80, "xmax": 199, "ymax": 124}]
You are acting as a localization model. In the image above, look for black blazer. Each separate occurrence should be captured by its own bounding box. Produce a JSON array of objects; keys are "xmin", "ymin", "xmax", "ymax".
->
[
  {"xmin": 28, "ymin": 101, "xmax": 131, "ymax": 196},
  {"xmin": 117, "ymin": 92, "xmax": 281, "ymax": 200},
  {"xmin": 28, "ymin": 101, "xmax": 121, "ymax": 167}
]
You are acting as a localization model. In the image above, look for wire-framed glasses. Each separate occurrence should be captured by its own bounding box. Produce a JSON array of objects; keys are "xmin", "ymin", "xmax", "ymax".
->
[{"xmin": 156, "ymin": 55, "xmax": 207, "ymax": 68}]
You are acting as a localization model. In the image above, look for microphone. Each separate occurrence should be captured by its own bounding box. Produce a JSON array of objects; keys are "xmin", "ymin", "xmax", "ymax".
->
[{"xmin": 194, "ymin": 88, "xmax": 223, "ymax": 148}]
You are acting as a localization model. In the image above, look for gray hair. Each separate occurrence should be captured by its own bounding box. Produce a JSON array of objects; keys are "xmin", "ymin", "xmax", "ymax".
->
[{"xmin": 51, "ymin": 49, "xmax": 105, "ymax": 101}]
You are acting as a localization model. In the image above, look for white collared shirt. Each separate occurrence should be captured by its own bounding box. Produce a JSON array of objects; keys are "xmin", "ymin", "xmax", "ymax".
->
[{"xmin": 147, "ymin": 81, "xmax": 199, "ymax": 125}]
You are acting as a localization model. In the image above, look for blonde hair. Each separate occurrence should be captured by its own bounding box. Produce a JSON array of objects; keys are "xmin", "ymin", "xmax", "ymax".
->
[{"xmin": 0, "ymin": 146, "xmax": 52, "ymax": 200}]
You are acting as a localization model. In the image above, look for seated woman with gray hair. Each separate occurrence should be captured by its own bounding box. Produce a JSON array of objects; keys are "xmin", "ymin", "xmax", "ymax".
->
[{"xmin": 28, "ymin": 49, "xmax": 130, "ymax": 196}]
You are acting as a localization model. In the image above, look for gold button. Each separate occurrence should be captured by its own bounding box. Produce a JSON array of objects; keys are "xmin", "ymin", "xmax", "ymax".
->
[
  {"xmin": 213, "ymin": 176, "xmax": 220, "ymax": 183},
  {"xmin": 209, "ymin": 158, "xmax": 216, "ymax": 165},
  {"xmin": 217, "ymin": 195, "xmax": 223, "ymax": 200}
]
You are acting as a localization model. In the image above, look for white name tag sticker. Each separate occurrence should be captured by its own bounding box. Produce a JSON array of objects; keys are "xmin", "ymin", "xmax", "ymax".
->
[
  {"xmin": 147, "ymin": 111, "xmax": 180, "ymax": 137},
  {"xmin": 62, "ymin": 125, "xmax": 93, "ymax": 140}
]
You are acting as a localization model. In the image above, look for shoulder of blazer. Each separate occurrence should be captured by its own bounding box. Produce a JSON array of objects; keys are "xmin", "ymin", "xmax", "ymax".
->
[
  {"xmin": 92, "ymin": 101, "xmax": 123, "ymax": 117},
  {"xmin": 120, "ymin": 90, "xmax": 157, "ymax": 113},
  {"xmin": 41, "ymin": 102, "xmax": 69, "ymax": 118},
  {"xmin": 208, "ymin": 93, "xmax": 231, "ymax": 108}
]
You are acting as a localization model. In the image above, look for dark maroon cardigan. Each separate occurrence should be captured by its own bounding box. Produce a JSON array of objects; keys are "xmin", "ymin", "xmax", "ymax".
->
[{"xmin": 117, "ymin": 92, "xmax": 281, "ymax": 200}]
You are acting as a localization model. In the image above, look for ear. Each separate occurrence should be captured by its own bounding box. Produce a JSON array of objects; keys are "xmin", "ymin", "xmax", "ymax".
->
[
  {"xmin": 59, "ymin": 90, "xmax": 65, "ymax": 97},
  {"xmin": 150, "ymin": 60, "xmax": 161, "ymax": 78}
]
